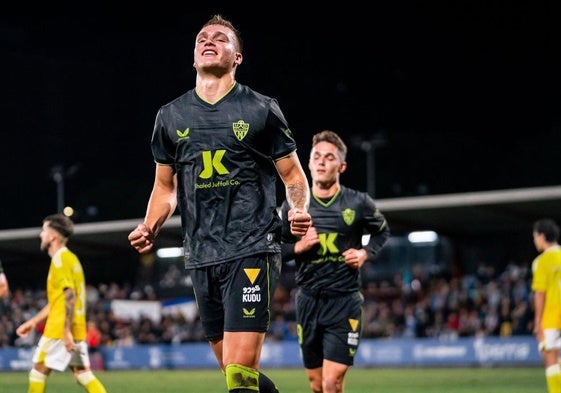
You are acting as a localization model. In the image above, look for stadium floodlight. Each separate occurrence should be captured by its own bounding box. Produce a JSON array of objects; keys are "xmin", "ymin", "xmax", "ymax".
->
[
  {"xmin": 407, "ymin": 231, "xmax": 438, "ymax": 244},
  {"xmin": 156, "ymin": 247, "xmax": 184, "ymax": 258},
  {"xmin": 49, "ymin": 163, "xmax": 81, "ymax": 214}
]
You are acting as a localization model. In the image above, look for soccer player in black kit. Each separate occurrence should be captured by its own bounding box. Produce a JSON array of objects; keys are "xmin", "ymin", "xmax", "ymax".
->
[
  {"xmin": 128, "ymin": 14, "xmax": 312, "ymax": 393},
  {"xmin": 281, "ymin": 130, "xmax": 390, "ymax": 393}
]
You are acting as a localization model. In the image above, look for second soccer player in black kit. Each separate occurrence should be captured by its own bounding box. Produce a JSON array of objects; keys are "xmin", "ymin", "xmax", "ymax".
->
[{"xmin": 281, "ymin": 130, "xmax": 390, "ymax": 393}]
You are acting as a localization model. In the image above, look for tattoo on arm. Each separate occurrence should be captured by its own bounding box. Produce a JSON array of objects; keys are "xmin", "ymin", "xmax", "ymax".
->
[
  {"xmin": 64, "ymin": 289, "xmax": 76, "ymax": 330},
  {"xmin": 286, "ymin": 180, "xmax": 309, "ymax": 211}
]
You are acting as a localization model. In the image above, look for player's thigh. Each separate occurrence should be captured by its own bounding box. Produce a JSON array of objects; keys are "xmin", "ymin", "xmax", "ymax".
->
[
  {"xmin": 223, "ymin": 331, "xmax": 265, "ymax": 368},
  {"xmin": 322, "ymin": 358, "xmax": 350, "ymax": 379}
]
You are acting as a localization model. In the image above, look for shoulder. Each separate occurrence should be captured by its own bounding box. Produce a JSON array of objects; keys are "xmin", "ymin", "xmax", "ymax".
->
[
  {"xmin": 341, "ymin": 186, "xmax": 368, "ymax": 200},
  {"xmin": 61, "ymin": 248, "xmax": 81, "ymax": 264},
  {"xmin": 235, "ymin": 83, "xmax": 274, "ymax": 104},
  {"xmin": 340, "ymin": 186, "xmax": 378, "ymax": 208},
  {"xmin": 154, "ymin": 90, "xmax": 196, "ymax": 128},
  {"xmin": 160, "ymin": 89, "xmax": 195, "ymax": 112},
  {"xmin": 531, "ymin": 256, "xmax": 542, "ymax": 273}
]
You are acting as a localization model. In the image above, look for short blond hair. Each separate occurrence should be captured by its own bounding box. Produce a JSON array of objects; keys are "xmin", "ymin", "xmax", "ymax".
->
[{"xmin": 201, "ymin": 14, "xmax": 243, "ymax": 52}]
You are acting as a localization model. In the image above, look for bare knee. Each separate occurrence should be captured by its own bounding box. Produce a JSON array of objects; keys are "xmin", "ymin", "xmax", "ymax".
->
[
  {"xmin": 322, "ymin": 374, "xmax": 344, "ymax": 392},
  {"xmin": 321, "ymin": 361, "xmax": 348, "ymax": 393},
  {"xmin": 306, "ymin": 368, "xmax": 323, "ymax": 393},
  {"xmin": 33, "ymin": 363, "xmax": 51, "ymax": 376}
]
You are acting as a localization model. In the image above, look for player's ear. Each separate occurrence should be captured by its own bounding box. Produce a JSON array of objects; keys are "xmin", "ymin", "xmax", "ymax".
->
[
  {"xmin": 234, "ymin": 52, "xmax": 243, "ymax": 66},
  {"xmin": 339, "ymin": 162, "xmax": 347, "ymax": 174}
]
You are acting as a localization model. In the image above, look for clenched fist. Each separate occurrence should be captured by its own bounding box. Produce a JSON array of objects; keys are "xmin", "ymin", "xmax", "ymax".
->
[
  {"xmin": 128, "ymin": 223, "xmax": 156, "ymax": 254},
  {"xmin": 287, "ymin": 209, "xmax": 312, "ymax": 237}
]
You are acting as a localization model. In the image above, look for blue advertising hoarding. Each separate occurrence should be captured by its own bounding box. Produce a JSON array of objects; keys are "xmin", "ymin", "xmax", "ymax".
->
[{"xmin": 0, "ymin": 336, "xmax": 541, "ymax": 371}]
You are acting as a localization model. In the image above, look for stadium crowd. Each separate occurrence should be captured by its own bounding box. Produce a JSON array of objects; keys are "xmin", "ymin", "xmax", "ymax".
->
[{"xmin": 0, "ymin": 259, "xmax": 533, "ymax": 350}]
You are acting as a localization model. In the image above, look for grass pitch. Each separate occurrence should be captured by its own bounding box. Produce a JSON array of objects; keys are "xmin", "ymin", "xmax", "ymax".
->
[{"xmin": 0, "ymin": 366, "xmax": 545, "ymax": 392}]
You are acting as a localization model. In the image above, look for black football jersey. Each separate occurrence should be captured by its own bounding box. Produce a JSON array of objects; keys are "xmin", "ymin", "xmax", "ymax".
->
[
  {"xmin": 152, "ymin": 82, "xmax": 297, "ymax": 268},
  {"xmin": 281, "ymin": 185, "xmax": 390, "ymax": 292}
]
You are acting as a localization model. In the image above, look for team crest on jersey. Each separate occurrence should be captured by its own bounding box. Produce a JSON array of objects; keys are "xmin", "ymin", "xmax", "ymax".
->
[
  {"xmin": 342, "ymin": 208, "xmax": 355, "ymax": 226},
  {"xmin": 232, "ymin": 120, "xmax": 249, "ymax": 141}
]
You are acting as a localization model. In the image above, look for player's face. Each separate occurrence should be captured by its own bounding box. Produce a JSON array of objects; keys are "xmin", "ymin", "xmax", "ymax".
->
[
  {"xmin": 533, "ymin": 231, "xmax": 545, "ymax": 252},
  {"xmin": 39, "ymin": 222, "xmax": 55, "ymax": 252},
  {"xmin": 309, "ymin": 141, "xmax": 346, "ymax": 187},
  {"xmin": 193, "ymin": 25, "xmax": 242, "ymax": 73}
]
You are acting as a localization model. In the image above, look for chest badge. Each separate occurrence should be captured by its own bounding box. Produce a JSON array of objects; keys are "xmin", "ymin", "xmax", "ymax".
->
[
  {"xmin": 233, "ymin": 120, "xmax": 249, "ymax": 141},
  {"xmin": 342, "ymin": 208, "xmax": 355, "ymax": 226}
]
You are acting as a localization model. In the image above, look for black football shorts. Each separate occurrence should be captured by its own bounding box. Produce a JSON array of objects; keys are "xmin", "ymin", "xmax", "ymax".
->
[
  {"xmin": 191, "ymin": 253, "xmax": 281, "ymax": 341},
  {"xmin": 296, "ymin": 289, "xmax": 363, "ymax": 367}
]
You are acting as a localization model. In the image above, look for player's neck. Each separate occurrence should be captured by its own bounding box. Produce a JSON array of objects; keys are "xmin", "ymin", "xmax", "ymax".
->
[
  {"xmin": 195, "ymin": 73, "xmax": 236, "ymax": 104},
  {"xmin": 48, "ymin": 242, "xmax": 66, "ymax": 258},
  {"xmin": 313, "ymin": 183, "xmax": 340, "ymax": 199}
]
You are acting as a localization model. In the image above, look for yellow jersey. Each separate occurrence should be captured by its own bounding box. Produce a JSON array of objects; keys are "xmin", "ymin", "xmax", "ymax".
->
[
  {"xmin": 531, "ymin": 245, "xmax": 561, "ymax": 329},
  {"xmin": 43, "ymin": 247, "xmax": 87, "ymax": 340}
]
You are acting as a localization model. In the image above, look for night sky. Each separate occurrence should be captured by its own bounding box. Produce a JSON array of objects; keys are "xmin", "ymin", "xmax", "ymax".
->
[{"xmin": 2, "ymin": 3, "xmax": 560, "ymax": 230}]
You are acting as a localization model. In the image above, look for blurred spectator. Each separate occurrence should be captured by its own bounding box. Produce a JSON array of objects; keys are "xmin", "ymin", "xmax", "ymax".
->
[
  {"xmin": 0, "ymin": 259, "xmax": 538, "ymax": 347},
  {"xmin": 0, "ymin": 259, "xmax": 9, "ymax": 298},
  {"xmin": 87, "ymin": 320, "xmax": 104, "ymax": 370}
]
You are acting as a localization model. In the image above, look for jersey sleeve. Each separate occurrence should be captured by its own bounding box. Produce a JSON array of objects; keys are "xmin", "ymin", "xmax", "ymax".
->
[
  {"xmin": 362, "ymin": 193, "xmax": 391, "ymax": 261},
  {"xmin": 531, "ymin": 257, "xmax": 546, "ymax": 291},
  {"xmin": 52, "ymin": 259, "xmax": 74, "ymax": 291},
  {"xmin": 151, "ymin": 107, "xmax": 176, "ymax": 165},
  {"xmin": 265, "ymin": 99, "xmax": 297, "ymax": 160}
]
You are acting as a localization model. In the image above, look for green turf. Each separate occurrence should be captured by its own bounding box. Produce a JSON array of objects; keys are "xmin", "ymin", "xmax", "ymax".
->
[{"xmin": 0, "ymin": 366, "xmax": 545, "ymax": 393}]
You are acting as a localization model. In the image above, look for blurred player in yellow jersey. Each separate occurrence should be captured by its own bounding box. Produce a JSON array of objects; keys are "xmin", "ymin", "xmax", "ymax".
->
[
  {"xmin": 0, "ymin": 259, "xmax": 9, "ymax": 298},
  {"xmin": 531, "ymin": 218, "xmax": 561, "ymax": 393},
  {"xmin": 16, "ymin": 214, "xmax": 107, "ymax": 393}
]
